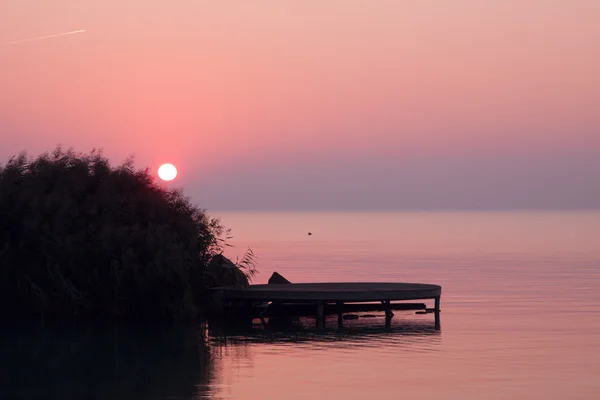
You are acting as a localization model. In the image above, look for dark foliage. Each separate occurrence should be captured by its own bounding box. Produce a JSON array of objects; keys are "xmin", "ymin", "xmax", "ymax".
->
[{"xmin": 0, "ymin": 147, "xmax": 230, "ymax": 322}]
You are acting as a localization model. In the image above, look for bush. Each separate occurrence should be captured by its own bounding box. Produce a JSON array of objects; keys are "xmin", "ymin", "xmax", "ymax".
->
[{"xmin": 0, "ymin": 147, "xmax": 230, "ymax": 322}]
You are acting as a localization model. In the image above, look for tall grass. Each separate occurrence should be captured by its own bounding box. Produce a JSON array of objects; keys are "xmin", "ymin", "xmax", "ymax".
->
[{"xmin": 0, "ymin": 147, "xmax": 236, "ymax": 322}]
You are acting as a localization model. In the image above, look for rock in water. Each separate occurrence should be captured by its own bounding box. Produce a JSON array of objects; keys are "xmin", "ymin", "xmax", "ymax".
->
[
  {"xmin": 206, "ymin": 254, "xmax": 249, "ymax": 287},
  {"xmin": 268, "ymin": 271, "xmax": 292, "ymax": 284}
]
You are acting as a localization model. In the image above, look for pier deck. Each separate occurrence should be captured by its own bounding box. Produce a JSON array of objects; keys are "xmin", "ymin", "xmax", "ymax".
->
[{"xmin": 211, "ymin": 282, "xmax": 442, "ymax": 329}]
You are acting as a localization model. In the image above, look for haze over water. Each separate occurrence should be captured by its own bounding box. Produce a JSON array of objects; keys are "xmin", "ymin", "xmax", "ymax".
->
[{"xmin": 4, "ymin": 211, "xmax": 599, "ymax": 399}]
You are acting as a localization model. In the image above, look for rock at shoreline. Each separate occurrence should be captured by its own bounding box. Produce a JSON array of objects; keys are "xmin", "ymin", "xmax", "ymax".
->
[
  {"xmin": 268, "ymin": 272, "xmax": 292, "ymax": 284},
  {"xmin": 206, "ymin": 254, "xmax": 249, "ymax": 288}
]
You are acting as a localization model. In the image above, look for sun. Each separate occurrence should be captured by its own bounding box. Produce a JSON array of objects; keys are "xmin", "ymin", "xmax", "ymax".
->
[{"xmin": 158, "ymin": 163, "xmax": 177, "ymax": 181}]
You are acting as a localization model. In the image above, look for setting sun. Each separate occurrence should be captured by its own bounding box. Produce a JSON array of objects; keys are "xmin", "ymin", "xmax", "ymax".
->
[{"xmin": 158, "ymin": 163, "xmax": 177, "ymax": 181}]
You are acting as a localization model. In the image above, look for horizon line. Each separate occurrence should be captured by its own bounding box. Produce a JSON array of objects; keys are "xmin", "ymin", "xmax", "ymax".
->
[{"xmin": 207, "ymin": 208, "xmax": 600, "ymax": 213}]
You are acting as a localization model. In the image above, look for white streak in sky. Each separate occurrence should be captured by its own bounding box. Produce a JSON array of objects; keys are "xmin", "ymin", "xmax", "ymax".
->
[{"xmin": 1, "ymin": 30, "xmax": 86, "ymax": 47}]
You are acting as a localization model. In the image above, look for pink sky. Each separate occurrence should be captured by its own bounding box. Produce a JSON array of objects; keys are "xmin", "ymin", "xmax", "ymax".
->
[{"xmin": 1, "ymin": 1, "xmax": 599, "ymax": 209}]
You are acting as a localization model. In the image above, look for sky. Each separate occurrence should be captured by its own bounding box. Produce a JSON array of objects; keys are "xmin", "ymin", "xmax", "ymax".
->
[{"xmin": 1, "ymin": 0, "xmax": 599, "ymax": 210}]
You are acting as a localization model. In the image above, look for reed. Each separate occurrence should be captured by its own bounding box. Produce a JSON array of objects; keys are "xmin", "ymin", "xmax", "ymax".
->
[{"xmin": 0, "ymin": 146, "xmax": 246, "ymax": 322}]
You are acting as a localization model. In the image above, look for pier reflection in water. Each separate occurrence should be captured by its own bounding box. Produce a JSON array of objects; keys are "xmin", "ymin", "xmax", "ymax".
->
[{"xmin": 204, "ymin": 316, "xmax": 442, "ymax": 400}]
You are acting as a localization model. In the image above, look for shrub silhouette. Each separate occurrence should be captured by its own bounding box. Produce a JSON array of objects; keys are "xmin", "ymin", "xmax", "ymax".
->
[{"xmin": 0, "ymin": 147, "xmax": 228, "ymax": 322}]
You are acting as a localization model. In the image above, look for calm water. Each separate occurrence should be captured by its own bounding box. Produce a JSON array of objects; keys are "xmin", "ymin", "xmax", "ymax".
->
[{"xmin": 2, "ymin": 211, "xmax": 600, "ymax": 399}]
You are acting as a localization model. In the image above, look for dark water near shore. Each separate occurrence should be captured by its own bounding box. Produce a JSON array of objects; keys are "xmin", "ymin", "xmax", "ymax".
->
[{"xmin": 2, "ymin": 212, "xmax": 600, "ymax": 399}]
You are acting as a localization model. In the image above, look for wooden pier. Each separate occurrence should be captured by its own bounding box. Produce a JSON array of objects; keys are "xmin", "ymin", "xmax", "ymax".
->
[{"xmin": 211, "ymin": 282, "xmax": 442, "ymax": 329}]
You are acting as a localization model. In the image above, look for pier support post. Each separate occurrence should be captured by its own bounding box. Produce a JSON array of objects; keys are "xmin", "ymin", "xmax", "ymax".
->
[
  {"xmin": 434, "ymin": 296, "xmax": 441, "ymax": 330},
  {"xmin": 316, "ymin": 302, "xmax": 325, "ymax": 329},
  {"xmin": 337, "ymin": 301, "xmax": 343, "ymax": 328},
  {"xmin": 384, "ymin": 300, "xmax": 393, "ymax": 328}
]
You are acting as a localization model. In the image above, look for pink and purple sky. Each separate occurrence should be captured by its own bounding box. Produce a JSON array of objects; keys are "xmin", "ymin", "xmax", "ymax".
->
[{"xmin": 1, "ymin": 1, "xmax": 599, "ymax": 210}]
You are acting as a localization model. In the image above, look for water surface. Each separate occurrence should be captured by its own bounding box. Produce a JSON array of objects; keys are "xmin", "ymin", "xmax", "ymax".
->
[{"xmin": 2, "ymin": 212, "xmax": 599, "ymax": 399}]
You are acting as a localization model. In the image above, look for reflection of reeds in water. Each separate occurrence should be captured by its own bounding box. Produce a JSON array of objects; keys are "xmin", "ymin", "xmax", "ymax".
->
[{"xmin": 0, "ymin": 323, "xmax": 215, "ymax": 400}]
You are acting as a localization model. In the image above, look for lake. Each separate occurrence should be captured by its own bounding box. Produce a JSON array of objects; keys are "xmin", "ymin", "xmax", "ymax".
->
[{"xmin": 2, "ymin": 211, "xmax": 600, "ymax": 399}]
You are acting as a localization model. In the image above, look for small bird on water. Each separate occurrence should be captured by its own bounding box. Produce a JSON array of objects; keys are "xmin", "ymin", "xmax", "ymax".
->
[{"xmin": 308, "ymin": 232, "xmax": 312, "ymax": 236}]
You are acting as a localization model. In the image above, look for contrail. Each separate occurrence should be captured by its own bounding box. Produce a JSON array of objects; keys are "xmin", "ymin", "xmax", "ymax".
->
[{"xmin": 1, "ymin": 30, "xmax": 86, "ymax": 47}]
